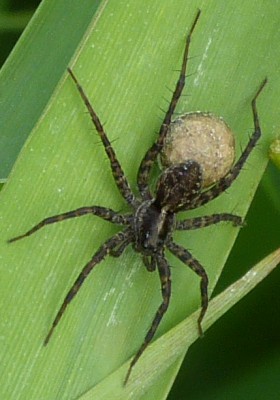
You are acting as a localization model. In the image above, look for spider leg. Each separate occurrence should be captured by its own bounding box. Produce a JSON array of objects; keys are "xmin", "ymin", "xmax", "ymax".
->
[
  {"xmin": 167, "ymin": 241, "xmax": 208, "ymax": 336},
  {"xmin": 68, "ymin": 68, "xmax": 138, "ymax": 208},
  {"xmin": 188, "ymin": 78, "xmax": 267, "ymax": 210},
  {"xmin": 124, "ymin": 253, "xmax": 171, "ymax": 385},
  {"xmin": 110, "ymin": 236, "xmax": 132, "ymax": 257},
  {"xmin": 44, "ymin": 229, "xmax": 131, "ymax": 345},
  {"xmin": 143, "ymin": 255, "xmax": 157, "ymax": 272},
  {"xmin": 137, "ymin": 9, "xmax": 201, "ymax": 200},
  {"xmin": 176, "ymin": 213, "xmax": 243, "ymax": 230},
  {"xmin": 8, "ymin": 206, "xmax": 130, "ymax": 243}
]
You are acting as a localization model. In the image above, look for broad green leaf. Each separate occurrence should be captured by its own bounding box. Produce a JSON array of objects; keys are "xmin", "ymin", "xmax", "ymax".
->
[
  {"xmin": 0, "ymin": 0, "xmax": 102, "ymax": 180},
  {"xmin": 79, "ymin": 248, "xmax": 280, "ymax": 399},
  {"xmin": 0, "ymin": 0, "xmax": 279, "ymax": 399},
  {"xmin": 269, "ymin": 138, "xmax": 280, "ymax": 169}
]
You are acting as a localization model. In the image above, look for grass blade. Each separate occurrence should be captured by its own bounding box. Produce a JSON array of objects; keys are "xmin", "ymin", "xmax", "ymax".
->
[{"xmin": 0, "ymin": 0, "xmax": 279, "ymax": 398}]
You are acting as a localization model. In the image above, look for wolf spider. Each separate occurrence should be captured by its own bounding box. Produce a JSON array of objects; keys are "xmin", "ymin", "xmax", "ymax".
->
[{"xmin": 9, "ymin": 10, "xmax": 267, "ymax": 384}]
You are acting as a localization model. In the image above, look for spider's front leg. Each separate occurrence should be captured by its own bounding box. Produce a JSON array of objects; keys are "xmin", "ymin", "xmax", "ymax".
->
[
  {"xmin": 167, "ymin": 241, "xmax": 208, "ymax": 336},
  {"xmin": 124, "ymin": 253, "xmax": 171, "ymax": 385},
  {"xmin": 67, "ymin": 68, "xmax": 138, "ymax": 208},
  {"xmin": 190, "ymin": 78, "xmax": 267, "ymax": 210},
  {"xmin": 137, "ymin": 10, "xmax": 201, "ymax": 200},
  {"xmin": 176, "ymin": 213, "xmax": 243, "ymax": 231},
  {"xmin": 8, "ymin": 206, "xmax": 130, "ymax": 243}
]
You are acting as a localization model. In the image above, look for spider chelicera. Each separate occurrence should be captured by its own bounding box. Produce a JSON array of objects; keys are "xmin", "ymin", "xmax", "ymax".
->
[{"xmin": 9, "ymin": 9, "xmax": 267, "ymax": 384}]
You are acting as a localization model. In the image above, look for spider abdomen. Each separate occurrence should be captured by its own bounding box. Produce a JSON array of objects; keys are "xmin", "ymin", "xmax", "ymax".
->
[{"xmin": 155, "ymin": 160, "xmax": 203, "ymax": 212}]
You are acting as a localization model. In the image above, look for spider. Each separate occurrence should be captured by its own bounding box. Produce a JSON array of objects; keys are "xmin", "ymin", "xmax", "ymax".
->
[{"xmin": 9, "ymin": 9, "xmax": 267, "ymax": 385}]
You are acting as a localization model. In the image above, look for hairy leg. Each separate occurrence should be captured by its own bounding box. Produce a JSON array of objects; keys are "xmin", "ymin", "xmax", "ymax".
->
[
  {"xmin": 176, "ymin": 213, "xmax": 243, "ymax": 230},
  {"xmin": 8, "ymin": 206, "xmax": 130, "ymax": 243},
  {"xmin": 167, "ymin": 240, "xmax": 208, "ymax": 336},
  {"xmin": 44, "ymin": 229, "xmax": 132, "ymax": 345},
  {"xmin": 137, "ymin": 10, "xmax": 201, "ymax": 200},
  {"xmin": 68, "ymin": 68, "xmax": 138, "ymax": 207},
  {"xmin": 187, "ymin": 78, "xmax": 267, "ymax": 210},
  {"xmin": 124, "ymin": 252, "xmax": 171, "ymax": 384}
]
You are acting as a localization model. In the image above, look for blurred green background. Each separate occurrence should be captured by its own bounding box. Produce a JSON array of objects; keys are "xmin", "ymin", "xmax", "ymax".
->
[
  {"xmin": 0, "ymin": 0, "xmax": 40, "ymax": 67},
  {"xmin": 1, "ymin": 1, "xmax": 279, "ymax": 399}
]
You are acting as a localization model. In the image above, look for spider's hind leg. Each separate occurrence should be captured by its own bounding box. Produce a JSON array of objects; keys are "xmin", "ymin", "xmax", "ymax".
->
[
  {"xmin": 124, "ymin": 253, "xmax": 171, "ymax": 384},
  {"xmin": 167, "ymin": 240, "xmax": 208, "ymax": 336},
  {"xmin": 44, "ymin": 229, "xmax": 131, "ymax": 345}
]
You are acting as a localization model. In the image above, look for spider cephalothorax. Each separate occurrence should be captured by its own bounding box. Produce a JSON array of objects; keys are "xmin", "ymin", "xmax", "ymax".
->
[
  {"xmin": 134, "ymin": 160, "xmax": 202, "ymax": 254},
  {"xmin": 8, "ymin": 9, "xmax": 267, "ymax": 384}
]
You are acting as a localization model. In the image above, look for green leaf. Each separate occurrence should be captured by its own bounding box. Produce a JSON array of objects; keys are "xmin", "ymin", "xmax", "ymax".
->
[
  {"xmin": 0, "ymin": 0, "xmax": 102, "ymax": 180},
  {"xmin": 78, "ymin": 248, "xmax": 280, "ymax": 399},
  {"xmin": 269, "ymin": 138, "xmax": 280, "ymax": 169},
  {"xmin": 0, "ymin": 0, "xmax": 279, "ymax": 399}
]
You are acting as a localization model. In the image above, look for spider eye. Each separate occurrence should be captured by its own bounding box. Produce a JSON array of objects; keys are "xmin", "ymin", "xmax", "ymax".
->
[{"xmin": 155, "ymin": 161, "xmax": 203, "ymax": 211}]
